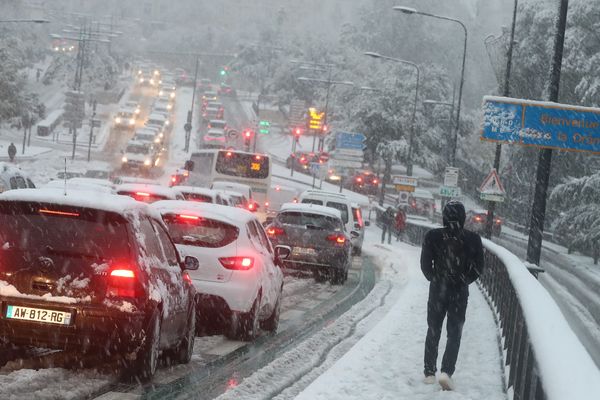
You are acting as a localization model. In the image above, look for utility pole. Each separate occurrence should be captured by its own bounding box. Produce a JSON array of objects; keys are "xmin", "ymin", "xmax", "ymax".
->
[
  {"xmin": 87, "ymin": 100, "xmax": 96, "ymax": 162},
  {"xmin": 526, "ymin": 0, "xmax": 569, "ymax": 266},
  {"xmin": 485, "ymin": 0, "xmax": 519, "ymax": 239}
]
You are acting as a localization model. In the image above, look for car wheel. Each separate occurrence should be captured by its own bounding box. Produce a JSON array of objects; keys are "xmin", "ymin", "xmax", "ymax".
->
[
  {"xmin": 133, "ymin": 311, "xmax": 161, "ymax": 381},
  {"xmin": 313, "ymin": 268, "xmax": 327, "ymax": 283},
  {"xmin": 227, "ymin": 296, "xmax": 260, "ymax": 341},
  {"xmin": 261, "ymin": 287, "xmax": 282, "ymax": 332},
  {"xmin": 173, "ymin": 308, "xmax": 196, "ymax": 364},
  {"xmin": 329, "ymin": 268, "xmax": 343, "ymax": 285}
]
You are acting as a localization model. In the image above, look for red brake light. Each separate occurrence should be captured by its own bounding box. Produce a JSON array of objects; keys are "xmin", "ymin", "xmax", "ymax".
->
[
  {"xmin": 171, "ymin": 176, "xmax": 177, "ymax": 183},
  {"xmin": 255, "ymin": 155, "xmax": 261, "ymax": 160},
  {"xmin": 110, "ymin": 269, "xmax": 135, "ymax": 278},
  {"xmin": 39, "ymin": 209, "xmax": 80, "ymax": 217},
  {"xmin": 107, "ymin": 267, "xmax": 138, "ymax": 297},
  {"xmin": 356, "ymin": 177, "xmax": 363, "ymax": 183},
  {"xmin": 267, "ymin": 226, "xmax": 284, "ymax": 237},
  {"xmin": 327, "ymin": 233, "xmax": 346, "ymax": 245},
  {"xmin": 373, "ymin": 179, "xmax": 378, "ymax": 184},
  {"xmin": 135, "ymin": 192, "xmax": 150, "ymax": 197},
  {"xmin": 183, "ymin": 272, "xmax": 192, "ymax": 284},
  {"xmin": 178, "ymin": 214, "xmax": 200, "ymax": 221},
  {"xmin": 219, "ymin": 257, "xmax": 254, "ymax": 270},
  {"xmin": 265, "ymin": 201, "xmax": 270, "ymax": 207}
]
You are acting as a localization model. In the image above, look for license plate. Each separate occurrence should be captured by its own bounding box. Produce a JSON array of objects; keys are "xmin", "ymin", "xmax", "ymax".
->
[
  {"xmin": 292, "ymin": 247, "xmax": 316, "ymax": 256},
  {"xmin": 5, "ymin": 305, "xmax": 72, "ymax": 326}
]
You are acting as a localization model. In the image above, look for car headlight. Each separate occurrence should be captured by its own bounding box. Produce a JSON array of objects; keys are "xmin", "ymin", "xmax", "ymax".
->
[
  {"xmin": 135, "ymin": 109, "xmax": 140, "ymax": 114},
  {"xmin": 129, "ymin": 118, "xmax": 135, "ymax": 125},
  {"xmin": 150, "ymin": 79, "xmax": 155, "ymax": 85},
  {"xmin": 154, "ymin": 138, "xmax": 160, "ymax": 143},
  {"xmin": 159, "ymin": 90, "xmax": 164, "ymax": 96},
  {"xmin": 159, "ymin": 132, "xmax": 164, "ymax": 138},
  {"xmin": 121, "ymin": 156, "xmax": 128, "ymax": 163},
  {"xmin": 167, "ymin": 104, "xmax": 172, "ymax": 110},
  {"xmin": 138, "ymin": 70, "xmax": 142, "ymax": 75},
  {"xmin": 139, "ymin": 78, "xmax": 144, "ymax": 83},
  {"xmin": 164, "ymin": 120, "xmax": 170, "ymax": 126},
  {"xmin": 144, "ymin": 159, "xmax": 151, "ymax": 166},
  {"xmin": 115, "ymin": 117, "xmax": 122, "ymax": 124},
  {"xmin": 170, "ymin": 92, "xmax": 175, "ymax": 99}
]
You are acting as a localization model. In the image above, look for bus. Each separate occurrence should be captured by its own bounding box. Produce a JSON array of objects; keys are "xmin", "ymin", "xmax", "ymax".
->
[{"xmin": 185, "ymin": 149, "xmax": 272, "ymax": 214}]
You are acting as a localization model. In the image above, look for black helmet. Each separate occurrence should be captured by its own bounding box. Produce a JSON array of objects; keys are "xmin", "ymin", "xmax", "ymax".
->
[{"xmin": 443, "ymin": 200, "xmax": 466, "ymax": 229}]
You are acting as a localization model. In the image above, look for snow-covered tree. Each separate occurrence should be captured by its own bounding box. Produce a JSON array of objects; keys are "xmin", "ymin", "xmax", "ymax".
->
[{"xmin": 550, "ymin": 173, "xmax": 600, "ymax": 263}]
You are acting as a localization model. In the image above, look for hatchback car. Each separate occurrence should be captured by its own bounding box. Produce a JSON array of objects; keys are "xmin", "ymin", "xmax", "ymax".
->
[
  {"xmin": 152, "ymin": 201, "xmax": 288, "ymax": 341},
  {"xmin": 267, "ymin": 203, "xmax": 353, "ymax": 284},
  {"xmin": 0, "ymin": 189, "xmax": 199, "ymax": 380}
]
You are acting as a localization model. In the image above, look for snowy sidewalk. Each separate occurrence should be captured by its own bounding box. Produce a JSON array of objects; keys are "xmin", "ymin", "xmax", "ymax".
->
[
  {"xmin": 215, "ymin": 227, "xmax": 506, "ymax": 400},
  {"xmin": 295, "ymin": 233, "xmax": 506, "ymax": 400}
]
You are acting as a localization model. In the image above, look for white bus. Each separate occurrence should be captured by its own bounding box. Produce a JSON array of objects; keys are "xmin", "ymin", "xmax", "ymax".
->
[{"xmin": 185, "ymin": 149, "xmax": 272, "ymax": 211}]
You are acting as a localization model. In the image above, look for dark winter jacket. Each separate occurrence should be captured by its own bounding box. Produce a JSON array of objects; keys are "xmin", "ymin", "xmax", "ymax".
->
[
  {"xmin": 382, "ymin": 208, "xmax": 395, "ymax": 226},
  {"xmin": 420, "ymin": 201, "xmax": 484, "ymax": 286}
]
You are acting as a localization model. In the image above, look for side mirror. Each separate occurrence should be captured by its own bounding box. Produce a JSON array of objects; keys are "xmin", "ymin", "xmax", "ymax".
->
[
  {"xmin": 183, "ymin": 255, "xmax": 199, "ymax": 270},
  {"xmin": 274, "ymin": 245, "xmax": 291, "ymax": 262},
  {"xmin": 364, "ymin": 221, "xmax": 370, "ymax": 227},
  {"xmin": 350, "ymin": 231, "xmax": 360, "ymax": 239}
]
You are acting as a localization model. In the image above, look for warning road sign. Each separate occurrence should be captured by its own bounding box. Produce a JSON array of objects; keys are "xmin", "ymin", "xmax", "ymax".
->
[{"xmin": 479, "ymin": 168, "xmax": 505, "ymax": 202}]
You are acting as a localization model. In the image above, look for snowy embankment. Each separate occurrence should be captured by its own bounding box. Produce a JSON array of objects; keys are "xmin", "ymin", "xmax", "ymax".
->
[{"xmin": 216, "ymin": 227, "xmax": 506, "ymax": 400}]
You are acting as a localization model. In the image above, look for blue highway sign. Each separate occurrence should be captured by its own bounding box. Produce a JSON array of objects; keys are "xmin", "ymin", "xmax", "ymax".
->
[
  {"xmin": 336, "ymin": 131, "xmax": 366, "ymax": 150},
  {"xmin": 482, "ymin": 96, "xmax": 600, "ymax": 154}
]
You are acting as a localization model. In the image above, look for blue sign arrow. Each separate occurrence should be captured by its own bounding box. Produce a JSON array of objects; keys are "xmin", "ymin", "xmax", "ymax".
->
[
  {"xmin": 336, "ymin": 132, "xmax": 366, "ymax": 150},
  {"xmin": 482, "ymin": 96, "xmax": 600, "ymax": 154}
]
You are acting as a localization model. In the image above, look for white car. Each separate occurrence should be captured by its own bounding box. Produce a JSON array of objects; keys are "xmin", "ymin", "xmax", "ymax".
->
[
  {"xmin": 172, "ymin": 186, "xmax": 231, "ymax": 205},
  {"xmin": 151, "ymin": 200, "xmax": 289, "ymax": 340},
  {"xmin": 201, "ymin": 128, "xmax": 227, "ymax": 149},
  {"xmin": 121, "ymin": 140, "xmax": 157, "ymax": 172}
]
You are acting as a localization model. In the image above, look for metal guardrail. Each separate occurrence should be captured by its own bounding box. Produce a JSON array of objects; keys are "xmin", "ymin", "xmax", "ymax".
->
[{"xmin": 372, "ymin": 208, "xmax": 545, "ymax": 399}]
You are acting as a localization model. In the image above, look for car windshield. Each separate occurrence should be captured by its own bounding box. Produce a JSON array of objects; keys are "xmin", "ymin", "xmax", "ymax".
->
[
  {"xmin": 162, "ymin": 214, "xmax": 238, "ymax": 248},
  {"xmin": 277, "ymin": 211, "xmax": 341, "ymax": 231},
  {"xmin": 0, "ymin": 203, "xmax": 130, "ymax": 261},
  {"xmin": 126, "ymin": 144, "xmax": 149, "ymax": 154}
]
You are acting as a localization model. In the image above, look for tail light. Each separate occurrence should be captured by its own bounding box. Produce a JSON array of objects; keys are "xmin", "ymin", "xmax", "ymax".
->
[
  {"xmin": 264, "ymin": 201, "xmax": 270, "ymax": 208},
  {"xmin": 219, "ymin": 257, "xmax": 254, "ymax": 270},
  {"xmin": 495, "ymin": 218, "xmax": 502, "ymax": 224},
  {"xmin": 183, "ymin": 272, "xmax": 192, "ymax": 284},
  {"xmin": 248, "ymin": 202, "xmax": 256, "ymax": 211},
  {"xmin": 327, "ymin": 234, "xmax": 347, "ymax": 246},
  {"xmin": 474, "ymin": 216, "xmax": 482, "ymax": 222},
  {"xmin": 107, "ymin": 267, "xmax": 139, "ymax": 297},
  {"xmin": 267, "ymin": 226, "xmax": 285, "ymax": 237}
]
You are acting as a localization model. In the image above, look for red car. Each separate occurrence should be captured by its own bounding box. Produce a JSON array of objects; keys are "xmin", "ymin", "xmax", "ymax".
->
[
  {"xmin": 218, "ymin": 83, "xmax": 236, "ymax": 97},
  {"xmin": 349, "ymin": 171, "xmax": 379, "ymax": 195}
]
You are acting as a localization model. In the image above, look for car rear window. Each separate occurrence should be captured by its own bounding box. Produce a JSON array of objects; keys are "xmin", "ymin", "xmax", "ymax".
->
[
  {"xmin": 182, "ymin": 193, "xmax": 213, "ymax": 203},
  {"xmin": 326, "ymin": 201, "xmax": 349, "ymax": 224},
  {"xmin": 0, "ymin": 202, "xmax": 130, "ymax": 261},
  {"xmin": 277, "ymin": 211, "xmax": 342, "ymax": 231},
  {"xmin": 301, "ymin": 199, "xmax": 323, "ymax": 205},
  {"xmin": 161, "ymin": 214, "xmax": 238, "ymax": 248}
]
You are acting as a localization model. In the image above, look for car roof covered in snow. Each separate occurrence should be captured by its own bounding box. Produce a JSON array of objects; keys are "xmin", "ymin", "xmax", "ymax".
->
[
  {"xmin": 43, "ymin": 180, "xmax": 115, "ymax": 194},
  {"xmin": 0, "ymin": 188, "xmax": 146, "ymax": 215},
  {"xmin": 147, "ymin": 113, "xmax": 166, "ymax": 121},
  {"xmin": 116, "ymin": 183, "xmax": 179, "ymax": 199},
  {"xmin": 280, "ymin": 202, "xmax": 342, "ymax": 220},
  {"xmin": 151, "ymin": 200, "xmax": 255, "ymax": 226}
]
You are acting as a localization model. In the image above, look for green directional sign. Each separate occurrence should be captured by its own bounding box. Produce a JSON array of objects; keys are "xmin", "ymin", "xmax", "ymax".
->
[{"xmin": 259, "ymin": 120, "xmax": 270, "ymax": 134}]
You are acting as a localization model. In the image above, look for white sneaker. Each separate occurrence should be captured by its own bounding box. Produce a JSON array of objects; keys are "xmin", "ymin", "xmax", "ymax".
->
[
  {"xmin": 423, "ymin": 375, "xmax": 436, "ymax": 385},
  {"xmin": 438, "ymin": 372, "xmax": 455, "ymax": 391}
]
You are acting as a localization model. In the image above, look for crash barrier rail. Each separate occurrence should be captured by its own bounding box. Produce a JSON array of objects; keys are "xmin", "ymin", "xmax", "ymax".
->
[{"xmin": 373, "ymin": 208, "xmax": 600, "ymax": 400}]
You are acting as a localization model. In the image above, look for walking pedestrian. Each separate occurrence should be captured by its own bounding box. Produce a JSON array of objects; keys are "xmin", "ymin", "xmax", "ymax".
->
[
  {"xmin": 7, "ymin": 142, "xmax": 17, "ymax": 162},
  {"xmin": 420, "ymin": 200, "xmax": 484, "ymax": 390},
  {"xmin": 381, "ymin": 206, "xmax": 394, "ymax": 244},
  {"xmin": 395, "ymin": 206, "xmax": 407, "ymax": 242}
]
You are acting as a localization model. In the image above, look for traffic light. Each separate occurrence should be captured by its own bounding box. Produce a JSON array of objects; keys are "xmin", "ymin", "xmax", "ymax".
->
[
  {"xmin": 243, "ymin": 129, "xmax": 254, "ymax": 139},
  {"xmin": 258, "ymin": 120, "xmax": 270, "ymax": 134},
  {"xmin": 293, "ymin": 127, "xmax": 302, "ymax": 142},
  {"xmin": 220, "ymin": 66, "xmax": 229, "ymax": 76},
  {"xmin": 322, "ymin": 124, "xmax": 328, "ymax": 133}
]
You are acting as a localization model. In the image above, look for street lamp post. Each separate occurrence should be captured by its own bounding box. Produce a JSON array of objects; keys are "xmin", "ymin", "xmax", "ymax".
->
[
  {"xmin": 423, "ymin": 88, "xmax": 456, "ymax": 164},
  {"xmin": 394, "ymin": 6, "xmax": 467, "ymax": 167},
  {"xmin": 364, "ymin": 52, "xmax": 420, "ymax": 176}
]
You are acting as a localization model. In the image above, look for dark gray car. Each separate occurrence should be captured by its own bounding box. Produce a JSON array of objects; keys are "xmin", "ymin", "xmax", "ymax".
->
[{"xmin": 266, "ymin": 203, "xmax": 353, "ymax": 284}]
